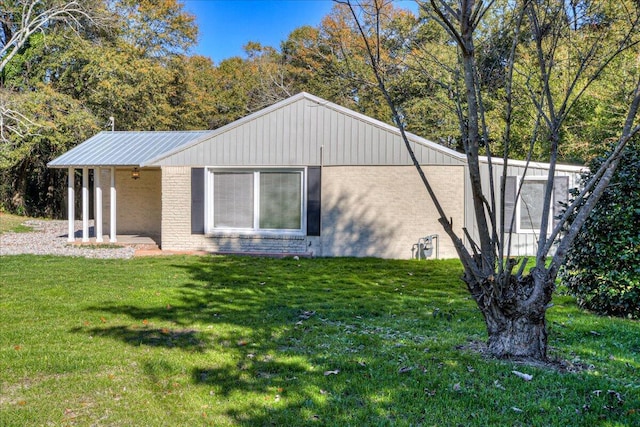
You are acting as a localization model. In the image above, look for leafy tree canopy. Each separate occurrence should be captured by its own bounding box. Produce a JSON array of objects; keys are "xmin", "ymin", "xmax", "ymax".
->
[{"xmin": 561, "ymin": 141, "xmax": 640, "ymax": 319}]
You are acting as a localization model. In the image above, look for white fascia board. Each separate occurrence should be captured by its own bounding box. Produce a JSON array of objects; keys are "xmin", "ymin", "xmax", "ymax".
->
[{"xmin": 478, "ymin": 155, "xmax": 587, "ymax": 172}]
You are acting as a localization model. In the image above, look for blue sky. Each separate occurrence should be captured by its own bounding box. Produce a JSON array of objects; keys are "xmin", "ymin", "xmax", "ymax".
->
[
  {"xmin": 182, "ymin": 0, "xmax": 419, "ymax": 64},
  {"xmin": 182, "ymin": 0, "xmax": 336, "ymax": 64}
]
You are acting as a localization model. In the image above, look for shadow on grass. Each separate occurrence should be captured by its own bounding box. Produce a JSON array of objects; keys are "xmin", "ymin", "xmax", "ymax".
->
[
  {"xmin": 72, "ymin": 256, "xmax": 493, "ymax": 425},
  {"xmin": 79, "ymin": 256, "xmax": 461, "ymax": 347},
  {"xmin": 69, "ymin": 325, "xmax": 207, "ymax": 351}
]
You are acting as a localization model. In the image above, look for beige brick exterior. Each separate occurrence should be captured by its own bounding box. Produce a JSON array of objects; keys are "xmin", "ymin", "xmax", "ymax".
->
[
  {"xmin": 318, "ymin": 165, "xmax": 464, "ymax": 259},
  {"xmin": 161, "ymin": 166, "xmax": 195, "ymax": 251},
  {"xmin": 160, "ymin": 165, "xmax": 463, "ymax": 259},
  {"xmin": 102, "ymin": 168, "xmax": 162, "ymax": 242}
]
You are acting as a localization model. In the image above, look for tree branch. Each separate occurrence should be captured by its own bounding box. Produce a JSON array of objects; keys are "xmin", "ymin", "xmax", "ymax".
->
[{"xmin": 0, "ymin": 1, "xmax": 93, "ymax": 74}]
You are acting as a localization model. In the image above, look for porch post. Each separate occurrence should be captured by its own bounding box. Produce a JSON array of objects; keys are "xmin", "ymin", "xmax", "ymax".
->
[
  {"xmin": 67, "ymin": 168, "xmax": 75, "ymax": 243},
  {"xmin": 95, "ymin": 168, "xmax": 103, "ymax": 243},
  {"xmin": 82, "ymin": 167, "xmax": 89, "ymax": 242},
  {"xmin": 110, "ymin": 167, "xmax": 117, "ymax": 243}
]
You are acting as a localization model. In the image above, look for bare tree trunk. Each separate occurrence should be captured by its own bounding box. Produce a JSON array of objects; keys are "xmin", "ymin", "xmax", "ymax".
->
[
  {"xmin": 485, "ymin": 311, "xmax": 547, "ymax": 359},
  {"xmin": 475, "ymin": 271, "xmax": 552, "ymax": 359}
]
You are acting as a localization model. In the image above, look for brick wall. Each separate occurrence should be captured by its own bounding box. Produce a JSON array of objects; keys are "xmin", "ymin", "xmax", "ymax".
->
[
  {"xmin": 160, "ymin": 167, "xmax": 191, "ymax": 250},
  {"xmin": 160, "ymin": 165, "xmax": 463, "ymax": 259},
  {"xmin": 319, "ymin": 165, "xmax": 464, "ymax": 259},
  {"xmin": 102, "ymin": 168, "xmax": 162, "ymax": 242}
]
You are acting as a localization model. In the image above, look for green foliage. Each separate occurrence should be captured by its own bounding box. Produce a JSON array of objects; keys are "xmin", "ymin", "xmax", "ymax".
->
[
  {"xmin": 0, "ymin": 0, "xmax": 203, "ymax": 216},
  {"xmin": 112, "ymin": 0, "xmax": 198, "ymax": 57},
  {"xmin": 1, "ymin": 255, "xmax": 639, "ymax": 425},
  {"xmin": 561, "ymin": 142, "xmax": 640, "ymax": 318},
  {"xmin": 0, "ymin": 87, "xmax": 99, "ymax": 216}
]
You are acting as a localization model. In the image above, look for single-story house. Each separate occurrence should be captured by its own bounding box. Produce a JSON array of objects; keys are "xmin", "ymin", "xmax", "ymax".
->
[{"xmin": 48, "ymin": 92, "xmax": 584, "ymax": 259}]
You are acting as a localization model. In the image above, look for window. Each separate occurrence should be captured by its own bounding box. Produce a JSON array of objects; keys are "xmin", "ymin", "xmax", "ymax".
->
[
  {"xmin": 206, "ymin": 169, "xmax": 304, "ymax": 233},
  {"xmin": 259, "ymin": 172, "xmax": 302, "ymax": 229},
  {"xmin": 517, "ymin": 178, "xmax": 551, "ymax": 233},
  {"xmin": 504, "ymin": 175, "xmax": 569, "ymax": 234},
  {"xmin": 213, "ymin": 172, "xmax": 254, "ymax": 228}
]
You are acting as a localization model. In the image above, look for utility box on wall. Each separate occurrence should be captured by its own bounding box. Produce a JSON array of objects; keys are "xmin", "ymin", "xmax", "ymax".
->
[{"xmin": 412, "ymin": 234, "xmax": 439, "ymax": 260}]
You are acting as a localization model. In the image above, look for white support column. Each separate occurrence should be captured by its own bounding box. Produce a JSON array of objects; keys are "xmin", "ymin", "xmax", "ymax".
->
[
  {"xmin": 82, "ymin": 167, "xmax": 89, "ymax": 242},
  {"xmin": 110, "ymin": 167, "xmax": 117, "ymax": 243},
  {"xmin": 94, "ymin": 168, "xmax": 103, "ymax": 243},
  {"xmin": 67, "ymin": 168, "xmax": 75, "ymax": 243}
]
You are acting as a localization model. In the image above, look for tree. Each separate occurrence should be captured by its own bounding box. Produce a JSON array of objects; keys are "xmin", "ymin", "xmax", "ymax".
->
[
  {"xmin": 341, "ymin": 0, "xmax": 640, "ymax": 361},
  {"xmin": 166, "ymin": 54, "xmax": 220, "ymax": 130},
  {"xmin": 113, "ymin": 0, "xmax": 197, "ymax": 58},
  {"xmin": 561, "ymin": 141, "xmax": 640, "ymax": 319},
  {"xmin": 0, "ymin": 0, "xmax": 93, "ymax": 73},
  {"xmin": 0, "ymin": 0, "xmax": 200, "ymax": 215},
  {"xmin": 0, "ymin": 86, "xmax": 98, "ymax": 215},
  {"xmin": 283, "ymin": 2, "xmax": 421, "ymax": 127},
  {"xmin": 1, "ymin": 0, "xmax": 95, "ymax": 141}
]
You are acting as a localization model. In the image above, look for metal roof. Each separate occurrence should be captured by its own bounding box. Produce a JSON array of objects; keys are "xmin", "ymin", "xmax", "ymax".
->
[{"xmin": 47, "ymin": 131, "xmax": 213, "ymax": 168}]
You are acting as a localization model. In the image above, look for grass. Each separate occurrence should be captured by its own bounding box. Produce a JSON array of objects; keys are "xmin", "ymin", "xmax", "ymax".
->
[
  {"xmin": 0, "ymin": 212, "xmax": 33, "ymax": 234},
  {"xmin": 1, "ymin": 255, "xmax": 638, "ymax": 426}
]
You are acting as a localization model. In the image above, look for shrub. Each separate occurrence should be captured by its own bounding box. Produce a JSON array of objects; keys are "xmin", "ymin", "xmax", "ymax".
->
[{"xmin": 560, "ymin": 142, "xmax": 640, "ymax": 319}]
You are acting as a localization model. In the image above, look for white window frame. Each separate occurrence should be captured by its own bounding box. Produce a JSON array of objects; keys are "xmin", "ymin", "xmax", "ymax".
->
[
  {"xmin": 205, "ymin": 167, "xmax": 306, "ymax": 236},
  {"xmin": 516, "ymin": 176, "xmax": 553, "ymax": 234}
]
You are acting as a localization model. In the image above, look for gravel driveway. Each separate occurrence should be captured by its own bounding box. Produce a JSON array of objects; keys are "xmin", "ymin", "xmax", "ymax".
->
[{"xmin": 0, "ymin": 219, "xmax": 135, "ymax": 259}]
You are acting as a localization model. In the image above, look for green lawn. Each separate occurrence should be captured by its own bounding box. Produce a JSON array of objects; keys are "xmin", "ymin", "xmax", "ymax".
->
[{"xmin": 1, "ymin": 255, "xmax": 638, "ymax": 426}]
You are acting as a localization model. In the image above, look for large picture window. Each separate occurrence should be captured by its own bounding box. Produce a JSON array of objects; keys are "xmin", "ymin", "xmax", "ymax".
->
[{"xmin": 207, "ymin": 169, "xmax": 304, "ymax": 233}]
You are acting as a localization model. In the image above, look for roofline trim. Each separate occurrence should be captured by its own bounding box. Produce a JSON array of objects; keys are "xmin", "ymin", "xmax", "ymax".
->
[
  {"xmin": 142, "ymin": 93, "xmax": 311, "ymax": 166},
  {"xmin": 300, "ymin": 93, "xmax": 469, "ymax": 162},
  {"xmin": 48, "ymin": 163, "xmax": 154, "ymax": 169},
  {"xmin": 478, "ymin": 156, "xmax": 586, "ymax": 172}
]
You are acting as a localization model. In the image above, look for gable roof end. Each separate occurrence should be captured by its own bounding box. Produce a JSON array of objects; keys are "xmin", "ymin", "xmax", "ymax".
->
[{"xmin": 142, "ymin": 92, "xmax": 468, "ymax": 167}]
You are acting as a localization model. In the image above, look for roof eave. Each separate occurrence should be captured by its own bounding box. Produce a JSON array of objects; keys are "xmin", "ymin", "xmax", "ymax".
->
[
  {"xmin": 47, "ymin": 163, "xmax": 144, "ymax": 169},
  {"xmin": 478, "ymin": 155, "xmax": 586, "ymax": 172}
]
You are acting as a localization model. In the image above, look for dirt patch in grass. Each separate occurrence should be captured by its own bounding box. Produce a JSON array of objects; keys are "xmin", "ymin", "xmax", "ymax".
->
[{"xmin": 458, "ymin": 340, "xmax": 595, "ymax": 373}]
